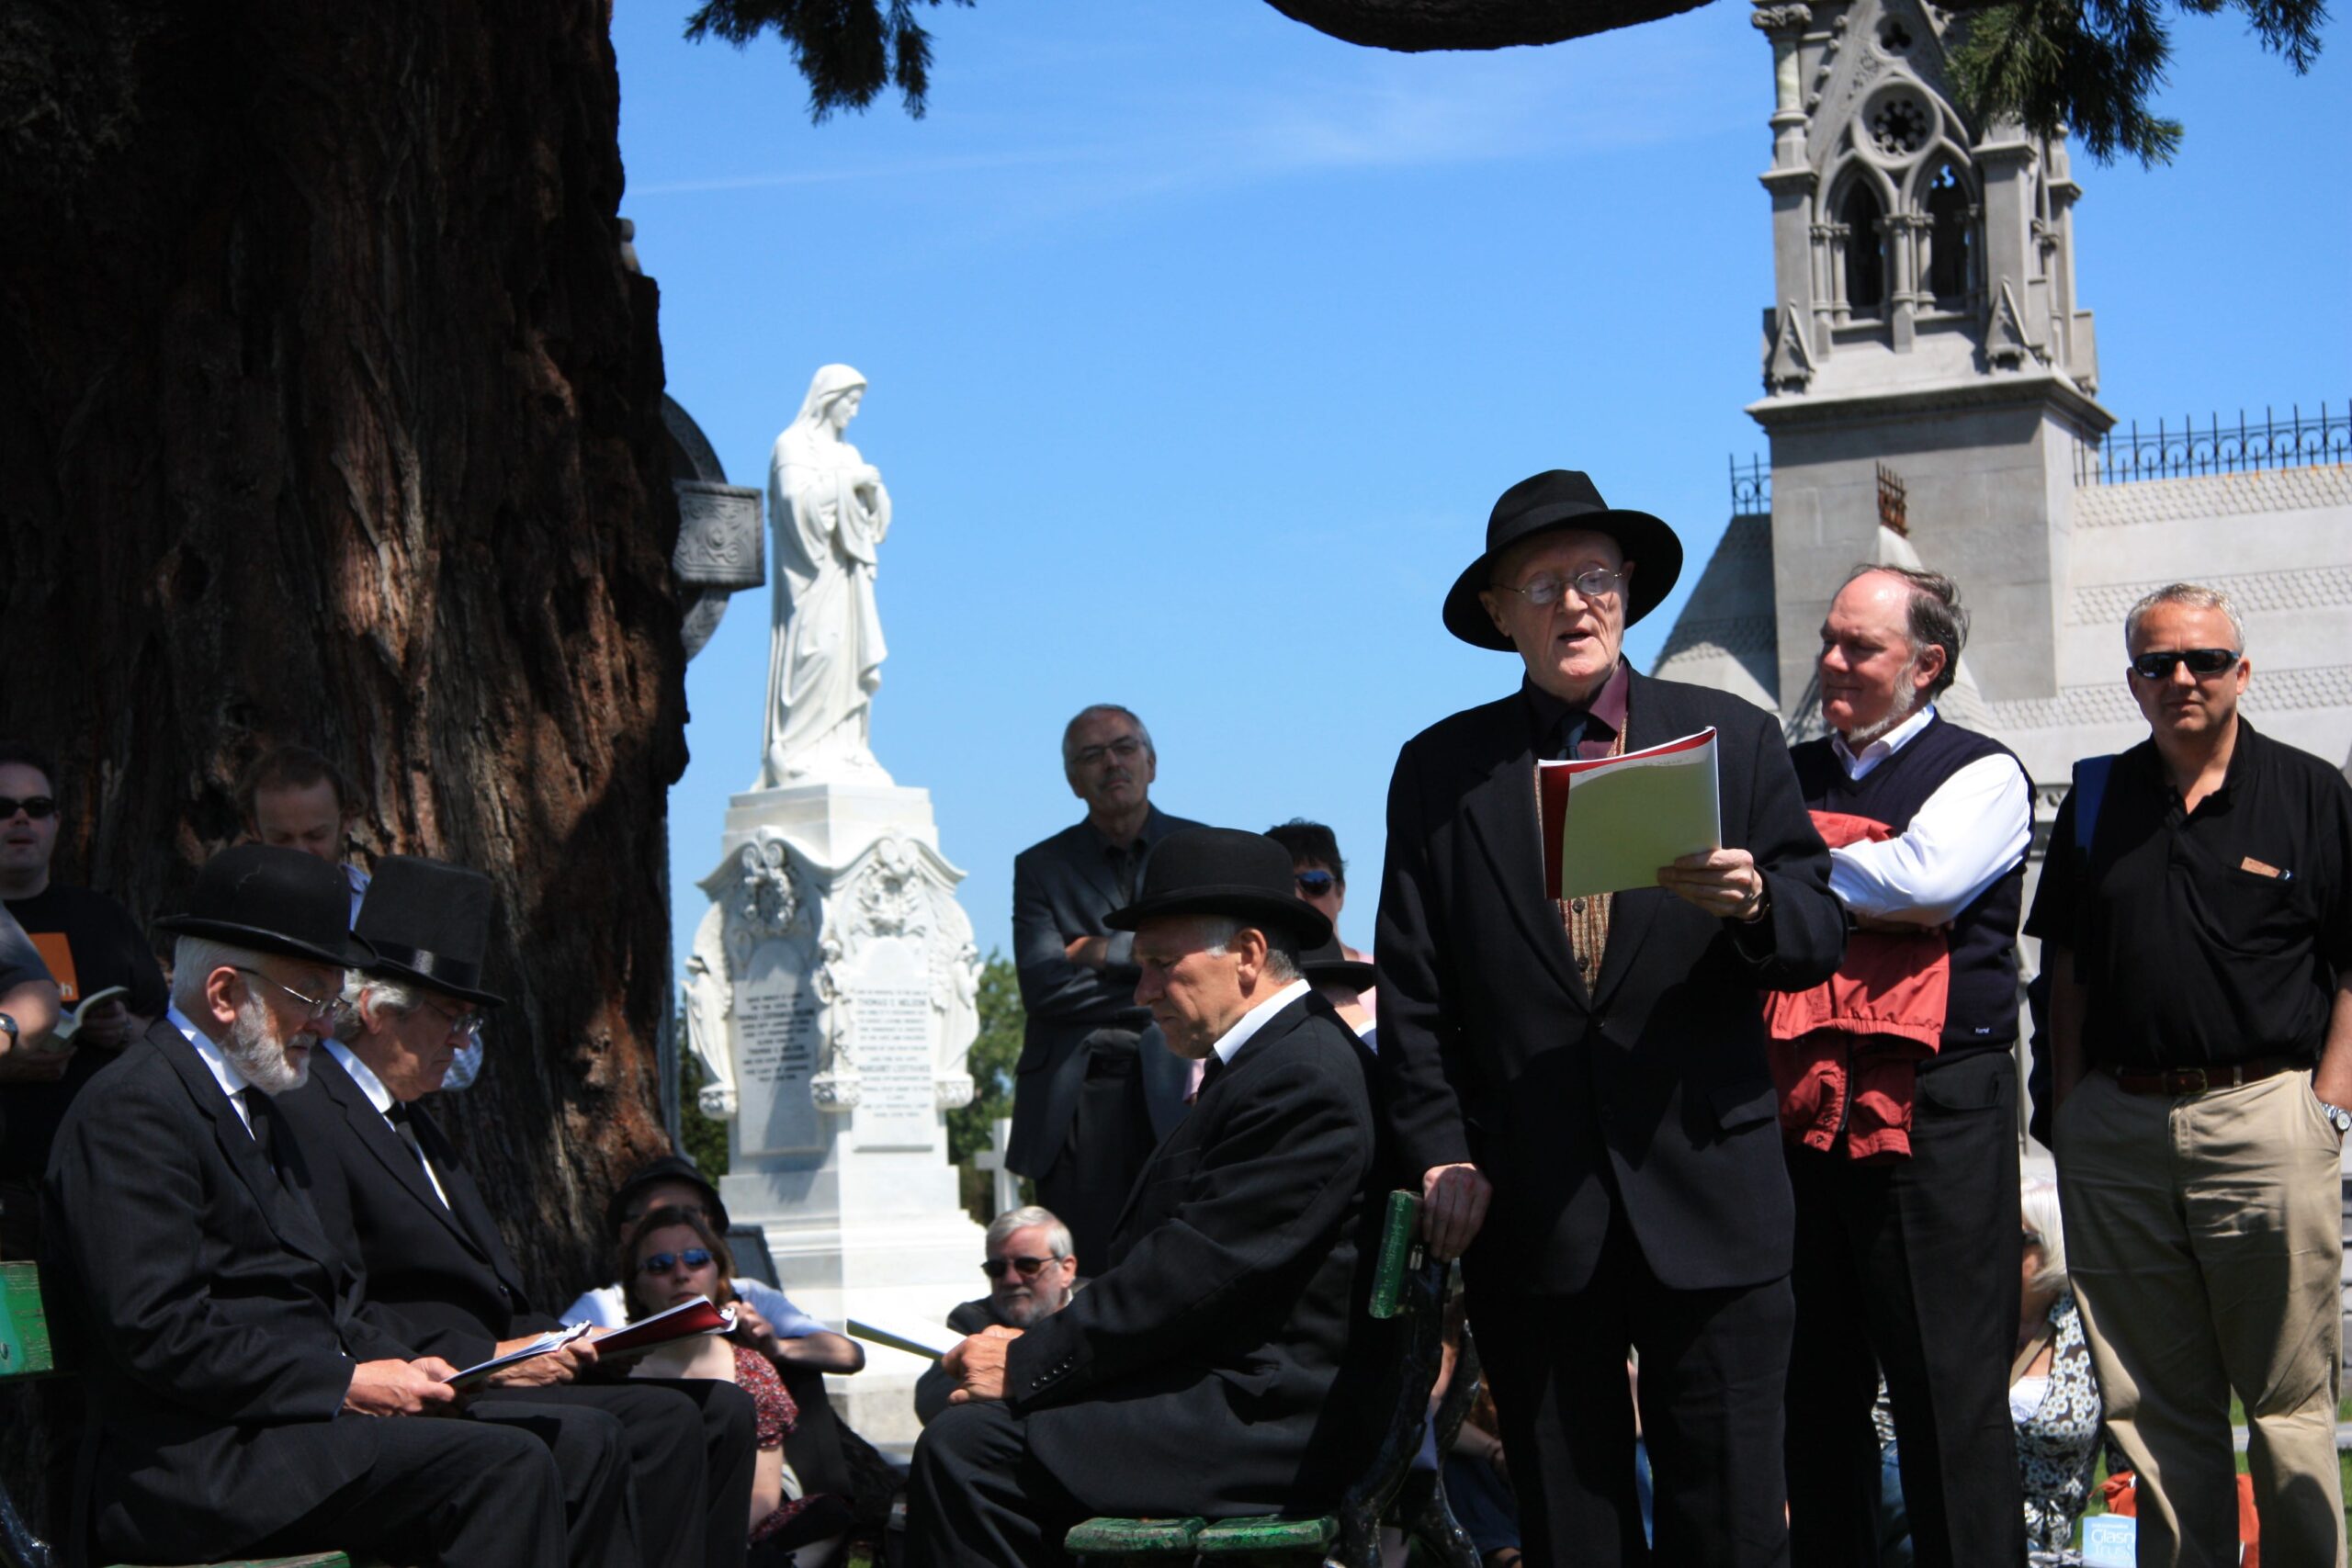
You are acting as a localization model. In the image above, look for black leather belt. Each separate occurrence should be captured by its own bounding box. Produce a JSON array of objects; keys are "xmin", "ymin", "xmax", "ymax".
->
[{"xmin": 2107, "ymin": 1056, "xmax": 2306, "ymax": 1095}]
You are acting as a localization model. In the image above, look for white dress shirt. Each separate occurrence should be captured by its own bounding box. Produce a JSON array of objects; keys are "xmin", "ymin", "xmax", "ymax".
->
[
  {"xmin": 1826, "ymin": 705, "xmax": 2033, "ymax": 925},
  {"xmin": 1208, "ymin": 978, "xmax": 1313, "ymax": 1066},
  {"xmin": 170, "ymin": 1003, "xmax": 258, "ymax": 1135},
  {"xmin": 325, "ymin": 1038, "xmax": 451, "ymax": 1207}
]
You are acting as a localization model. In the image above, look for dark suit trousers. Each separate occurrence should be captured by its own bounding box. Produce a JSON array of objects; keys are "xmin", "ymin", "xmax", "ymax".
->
[
  {"xmin": 240, "ymin": 1415, "xmax": 568, "ymax": 1568},
  {"xmin": 469, "ymin": 1392, "xmax": 639, "ymax": 1568},
  {"xmin": 1782, "ymin": 1048, "xmax": 2024, "ymax": 1568},
  {"xmin": 1034, "ymin": 1033, "xmax": 1154, "ymax": 1271},
  {"xmin": 634, "ymin": 1375, "xmax": 760, "ymax": 1568},
  {"xmin": 1473, "ymin": 1217, "xmax": 1794, "ymax": 1568},
  {"xmin": 905, "ymin": 1399, "xmax": 1089, "ymax": 1568}
]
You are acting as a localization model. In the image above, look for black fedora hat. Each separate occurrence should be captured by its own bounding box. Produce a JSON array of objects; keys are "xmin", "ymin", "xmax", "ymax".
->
[
  {"xmin": 354, "ymin": 855, "xmax": 506, "ymax": 1008},
  {"xmin": 1105, "ymin": 828, "xmax": 1334, "ymax": 950},
  {"xmin": 1300, "ymin": 935, "xmax": 1377, "ymax": 993},
  {"xmin": 156, "ymin": 844, "xmax": 377, "ymax": 969},
  {"xmin": 1442, "ymin": 470, "xmax": 1685, "ymax": 649}
]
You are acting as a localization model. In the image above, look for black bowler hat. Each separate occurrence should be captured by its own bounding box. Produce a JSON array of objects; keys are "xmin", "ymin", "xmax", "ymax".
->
[
  {"xmin": 353, "ymin": 855, "xmax": 506, "ymax": 1008},
  {"xmin": 156, "ymin": 844, "xmax": 377, "ymax": 968},
  {"xmin": 1442, "ymin": 469, "xmax": 1685, "ymax": 649},
  {"xmin": 1105, "ymin": 828, "xmax": 1334, "ymax": 950},
  {"xmin": 608, "ymin": 1155, "xmax": 729, "ymax": 1238},
  {"xmin": 1300, "ymin": 935, "xmax": 1377, "ymax": 993}
]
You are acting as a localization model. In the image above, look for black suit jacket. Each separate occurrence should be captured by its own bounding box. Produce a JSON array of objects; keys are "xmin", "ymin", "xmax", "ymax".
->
[
  {"xmin": 40, "ymin": 1020, "xmax": 415, "ymax": 1560},
  {"xmin": 1375, "ymin": 669, "xmax": 1844, "ymax": 1295},
  {"xmin": 277, "ymin": 1047, "xmax": 558, "ymax": 1368},
  {"xmin": 1001, "ymin": 994, "xmax": 1387, "ymax": 1517},
  {"xmin": 1007, "ymin": 804, "xmax": 1201, "ymax": 1176}
]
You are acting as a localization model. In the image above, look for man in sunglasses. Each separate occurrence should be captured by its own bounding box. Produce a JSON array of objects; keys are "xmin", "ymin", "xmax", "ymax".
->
[
  {"xmin": 0, "ymin": 739, "xmax": 167, "ymax": 1258},
  {"xmin": 913, "ymin": 1204, "xmax": 1079, "ymax": 1425},
  {"xmin": 277, "ymin": 855, "xmax": 758, "ymax": 1568},
  {"xmin": 2030, "ymin": 583, "xmax": 2352, "ymax": 1566},
  {"xmin": 1007, "ymin": 704, "xmax": 1202, "ymax": 1270},
  {"xmin": 1777, "ymin": 567, "xmax": 2034, "ymax": 1568}
]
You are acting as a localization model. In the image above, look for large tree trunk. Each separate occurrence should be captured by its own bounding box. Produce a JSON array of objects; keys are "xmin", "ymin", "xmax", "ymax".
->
[{"xmin": 0, "ymin": 0, "xmax": 683, "ymax": 1383}]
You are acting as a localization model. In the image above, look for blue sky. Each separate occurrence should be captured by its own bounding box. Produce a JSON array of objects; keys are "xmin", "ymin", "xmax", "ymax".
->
[{"xmin": 614, "ymin": 0, "xmax": 2349, "ymax": 965}]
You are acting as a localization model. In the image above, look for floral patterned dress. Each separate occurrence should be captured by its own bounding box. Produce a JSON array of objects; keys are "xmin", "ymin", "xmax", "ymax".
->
[
  {"xmin": 736, "ymin": 1345, "xmax": 813, "ymax": 1546},
  {"xmin": 2014, "ymin": 1292, "xmax": 2102, "ymax": 1552}
]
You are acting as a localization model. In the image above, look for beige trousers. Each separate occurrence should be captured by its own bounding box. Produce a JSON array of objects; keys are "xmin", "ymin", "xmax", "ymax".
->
[{"xmin": 2057, "ymin": 1068, "xmax": 2347, "ymax": 1568}]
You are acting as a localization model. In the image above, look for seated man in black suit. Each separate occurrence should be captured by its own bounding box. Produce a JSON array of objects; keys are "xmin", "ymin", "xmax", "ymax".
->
[
  {"xmin": 276, "ymin": 854, "xmax": 758, "ymax": 1568},
  {"xmin": 42, "ymin": 845, "xmax": 568, "ymax": 1568},
  {"xmin": 907, "ymin": 828, "xmax": 1387, "ymax": 1567}
]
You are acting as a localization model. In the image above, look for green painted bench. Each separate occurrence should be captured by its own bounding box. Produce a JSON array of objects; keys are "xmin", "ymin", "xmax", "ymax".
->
[
  {"xmin": 1066, "ymin": 1190, "xmax": 1483, "ymax": 1568},
  {"xmin": 0, "ymin": 1260, "xmax": 384, "ymax": 1568}
]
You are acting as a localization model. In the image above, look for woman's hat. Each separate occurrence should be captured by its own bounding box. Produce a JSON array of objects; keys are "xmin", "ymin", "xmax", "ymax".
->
[
  {"xmin": 1105, "ymin": 828, "xmax": 1334, "ymax": 950},
  {"xmin": 353, "ymin": 856, "xmax": 505, "ymax": 1008},
  {"xmin": 156, "ymin": 844, "xmax": 377, "ymax": 969},
  {"xmin": 1442, "ymin": 469, "xmax": 1684, "ymax": 649},
  {"xmin": 1299, "ymin": 935, "xmax": 1377, "ymax": 993},
  {"xmin": 608, "ymin": 1155, "xmax": 729, "ymax": 1239}
]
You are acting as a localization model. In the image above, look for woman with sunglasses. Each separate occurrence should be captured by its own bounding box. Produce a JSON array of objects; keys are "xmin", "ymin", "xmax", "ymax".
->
[{"xmin": 624, "ymin": 1206, "xmax": 852, "ymax": 1567}]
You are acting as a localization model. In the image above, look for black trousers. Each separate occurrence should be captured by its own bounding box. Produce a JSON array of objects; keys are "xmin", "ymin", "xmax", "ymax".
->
[
  {"xmin": 903, "ymin": 1399, "xmax": 1089, "ymax": 1568},
  {"xmin": 634, "ymin": 1374, "xmax": 760, "ymax": 1568},
  {"xmin": 469, "ymin": 1393, "xmax": 639, "ymax": 1568},
  {"xmin": 1782, "ymin": 1047, "xmax": 2024, "ymax": 1568},
  {"xmin": 1471, "ymin": 1217, "xmax": 1795, "ymax": 1568},
  {"xmin": 1034, "ymin": 1034, "xmax": 1154, "ymax": 1272},
  {"xmin": 243, "ymin": 1416, "xmax": 569, "ymax": 1568}
]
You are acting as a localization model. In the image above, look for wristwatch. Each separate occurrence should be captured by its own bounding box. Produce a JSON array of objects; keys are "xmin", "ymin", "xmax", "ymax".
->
[
  {"xmin": 2319, "ymin": 1097, "xmax": 2352, "ymax": 1138},
  {"xmin": 0, "ymin": 1011, "xmax": 16, "ymax": 1048}
]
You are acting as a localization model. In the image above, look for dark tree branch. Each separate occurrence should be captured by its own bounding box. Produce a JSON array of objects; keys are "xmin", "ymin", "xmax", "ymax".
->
[{"xmin": 684, "ymin": 0, "xmax": 972, "ymax": 120}]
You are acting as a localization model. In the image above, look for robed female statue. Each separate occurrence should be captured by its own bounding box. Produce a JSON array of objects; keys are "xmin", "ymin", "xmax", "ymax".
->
[{"xmin": 759, "ymin": 364, "xmax": 894, "ymax": 786}]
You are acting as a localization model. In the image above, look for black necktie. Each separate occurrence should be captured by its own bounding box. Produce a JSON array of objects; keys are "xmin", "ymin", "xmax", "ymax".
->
[
  {"xmin": 387, "ymin": 1101, "xmax": 444, "ymax": 1202},
  {"xmin": 1197, "ymin": 1054, "xmax": 1226, "ymax": 1097},
  {"xmin": 240, "ymin": 1088, "xmax": 276, "ymax": 1167}
]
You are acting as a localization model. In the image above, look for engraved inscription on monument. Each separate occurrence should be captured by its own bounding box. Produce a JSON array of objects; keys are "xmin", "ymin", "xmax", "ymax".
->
[
  {"xmin": 736, "ymin": 961, "xmax": 821, "ymax": 1156},
  {"xmin": 853, "ymin": 980, "xmax": 936, "ymax": 1150}
]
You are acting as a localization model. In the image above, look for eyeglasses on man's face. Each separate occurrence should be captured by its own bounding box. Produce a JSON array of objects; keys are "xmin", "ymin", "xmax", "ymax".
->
[
  {"xmin": 233, "ymin": 966, "xmax": 339, "ymax": 1021},
  {"xmin": 2127, "ymin": 648, "xmax": 2240, "ymax": 682},
  {"xmin": 1495, "ymin": 565, "xmax": 1626, "ymax": 610},
  {"xmin": 1073, "ymin": 736, "xmax": 1145, "ymax": 768},
  {"xmin": 416, "ymin": 992, "xmax": 487, "ymax": 1040},
  {"xmin": 0, "ymin": 795, "xmax": 56, "ymax": 821},
  {"xmin": 639, "ymin": 1248, "xmax": 715, "ymax": 1276},
  {"xmin": 981, "ymin": 1254, "xmax": 1056, "ymax": 1280}
]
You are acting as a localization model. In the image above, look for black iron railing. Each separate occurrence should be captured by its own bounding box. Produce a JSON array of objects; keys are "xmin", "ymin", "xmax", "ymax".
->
[
  {"xmin": 1730, "ymin": 454, "xmax": 1770, "ymax": 514},
  {"xmin": 2076, "ymin": 401, "xmax": 2349, "ymax": 486}
]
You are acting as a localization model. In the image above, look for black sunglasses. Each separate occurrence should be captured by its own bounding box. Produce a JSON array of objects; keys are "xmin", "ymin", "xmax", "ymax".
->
[
  {"xmin": 1295, "ymin": 869, "xmax": 1337, "ymax": 897},
  {"xmin": 639, "ymin": 1248, "xmax": 715, "ymax": 1276},
  {"xmin": 980, "ymin": 1254, "xmax": 1055, "ymax": 1280},
  {"xmin": 2129, "ymin": 648, "xmax": 2239, "ymax": 681},
  {"xmin": 0, "ymin": 796, "xmax": 56, "ymax": 821}
]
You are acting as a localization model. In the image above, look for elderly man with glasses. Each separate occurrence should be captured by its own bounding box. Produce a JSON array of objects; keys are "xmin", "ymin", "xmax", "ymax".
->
[
  {"xmin": 2030, "ymin": 583, "xmax": 2352, "ymax": 1567},
  {"xmin": 1006, "ymin": 704, "xmax": 1203, "ymax": 1270},
  {"xmin": 914, "ymin": 1204, "xmax": 1080, "ymax": 1426},
  {"xmin": 276, "ymin": 855, "xmax": 758, "ymax": 1568}
]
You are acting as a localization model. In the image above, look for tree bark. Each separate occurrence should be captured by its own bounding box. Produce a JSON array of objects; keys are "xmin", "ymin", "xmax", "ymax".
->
[
  {"xmin": 1261, "ymin": 0, "xmax": 1716, "ymax": 52},
  {"xmin": 0, "ymin": 0, "xmax": 684, "ymax": 1314}
]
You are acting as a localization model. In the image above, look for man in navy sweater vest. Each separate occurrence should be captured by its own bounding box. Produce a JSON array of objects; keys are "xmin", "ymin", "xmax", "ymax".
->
[{"xmin": 1780, "ymin": 567, "xmax": 2034, "ymax": 1568}]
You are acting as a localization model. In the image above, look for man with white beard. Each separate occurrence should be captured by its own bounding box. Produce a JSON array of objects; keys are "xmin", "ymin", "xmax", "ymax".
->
[{"xmin": 42, "ymin": 845, "xmax": 565, "ymax": 1568}]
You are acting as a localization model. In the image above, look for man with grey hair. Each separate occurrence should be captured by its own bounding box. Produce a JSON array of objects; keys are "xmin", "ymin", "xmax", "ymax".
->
[
  {"xmin": 42, "ymin": 844, "xmax": 566, "ymax": 1568},
  {"xmin": 1779, "ymin": 564, "xmax": 2034, "ymax": 1568},
  {"xmin": 1006, "ymin": 703, "xmax": 1202, "ymax": 1269},
  {"xmin": 2030, "ymin": 582, "xmax": 2352, "ymax": 1566},
  {"xmin": 913, "ymin": 1203, "xmax": 1080, "ymax": 1425}
]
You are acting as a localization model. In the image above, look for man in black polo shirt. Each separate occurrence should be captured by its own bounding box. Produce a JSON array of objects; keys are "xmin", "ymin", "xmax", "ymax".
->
[{"xmin": 2030, "ymin": 582, "xmax": 2352, "ymax": 1568}]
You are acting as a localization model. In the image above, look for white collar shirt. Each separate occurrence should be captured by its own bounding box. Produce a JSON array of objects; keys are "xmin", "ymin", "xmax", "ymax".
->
[
  {"xmin": 1830, "ymin": 702, "xmax": 1939, "ymax": 780},
  {"xmin": 326, "ymin": 1038, "xmax": 451, "ymax": 1207},
  {"xmin": 1209, "ymin": 978, "xmax": 1312, "ymax": 1066},
  {"xmin": 171, "ymin": 1003, "xmax": 257, "ymax": 1135},
  {"xmin": 1823, "ymin": 702, "xmax": 2034, "ymax": 926}
]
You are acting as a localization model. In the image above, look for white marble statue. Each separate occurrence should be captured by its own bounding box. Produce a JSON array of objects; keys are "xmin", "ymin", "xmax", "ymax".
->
[{"xmin": 759, "ymin": 364, "xmax": 895, "ymax": 787}]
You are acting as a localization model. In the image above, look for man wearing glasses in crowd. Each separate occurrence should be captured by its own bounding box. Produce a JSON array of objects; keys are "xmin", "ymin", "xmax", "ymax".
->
[
  {"xmin": 1007, "ymin": 705, "xmax": 1201, "ymax": 1269},
  {"xmin": 2030, "ymin": 583, "xmax": 2352, "ymax": 1567},
  {"xmin": 914, "ymin": 1205, "xmax": 1080, "ymax": 1426}
]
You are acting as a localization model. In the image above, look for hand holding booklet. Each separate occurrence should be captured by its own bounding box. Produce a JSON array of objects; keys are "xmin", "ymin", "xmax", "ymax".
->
[
  {"xmin": 584, "ymin": 1295, "xmax": 737, "ymax": 1359},
  {"xmin": 445, "ymin": 1321, "xmax": 594, "ymax": 1390},
  {"xmin": 1538, "ymin": 728, "xmax": 1723, "ymax": 898}
]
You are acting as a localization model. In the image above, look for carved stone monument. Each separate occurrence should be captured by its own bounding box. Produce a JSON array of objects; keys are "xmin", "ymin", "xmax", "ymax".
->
[{"xmin": 687, "ymin": 368, "xmax": 984, "ymax": 1442}]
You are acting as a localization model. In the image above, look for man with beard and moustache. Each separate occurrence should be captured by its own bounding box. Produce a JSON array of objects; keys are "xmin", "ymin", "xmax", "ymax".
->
[
  {"xmin": 42, "ymin": 845, "xmax": 566, "ymax": 1568},
  {"xmin": 913, "ymin": 1205, "xmax": 1080, "ymax": 1426},
  {"xmin": 1007, "ymin": 705, "xmax": 1203, "ymax": 1269},
  {"xmin": 1776, "ymin": 567, "xmax": 2033, "ymax": 1568},
  {"xmin": 277, "ymin": 856, "xmax": 757, "ymax": 1568}
]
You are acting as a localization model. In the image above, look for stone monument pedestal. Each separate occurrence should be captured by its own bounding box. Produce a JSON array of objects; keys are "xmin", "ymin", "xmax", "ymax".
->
[{"xmin": 687, "ymin": 781, "xmax": 984, "ymax": 1446}]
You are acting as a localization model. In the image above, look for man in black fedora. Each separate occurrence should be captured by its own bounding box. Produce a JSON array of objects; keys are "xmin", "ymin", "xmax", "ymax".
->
[
  {"xmin": 1376, "ymin": 471, "xmax": 1845, "ymax": 1565},
  {"xmin": 905, "ymin": 828, "xmax": 1388, "ymax": 1567},
  {"xmin": 276, "ymin": 854, "xmax": 759, "ymax": 1568},
  {"xmin": 42, "ymin": 844, "xmax": 567, "ymax": 1568}
]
